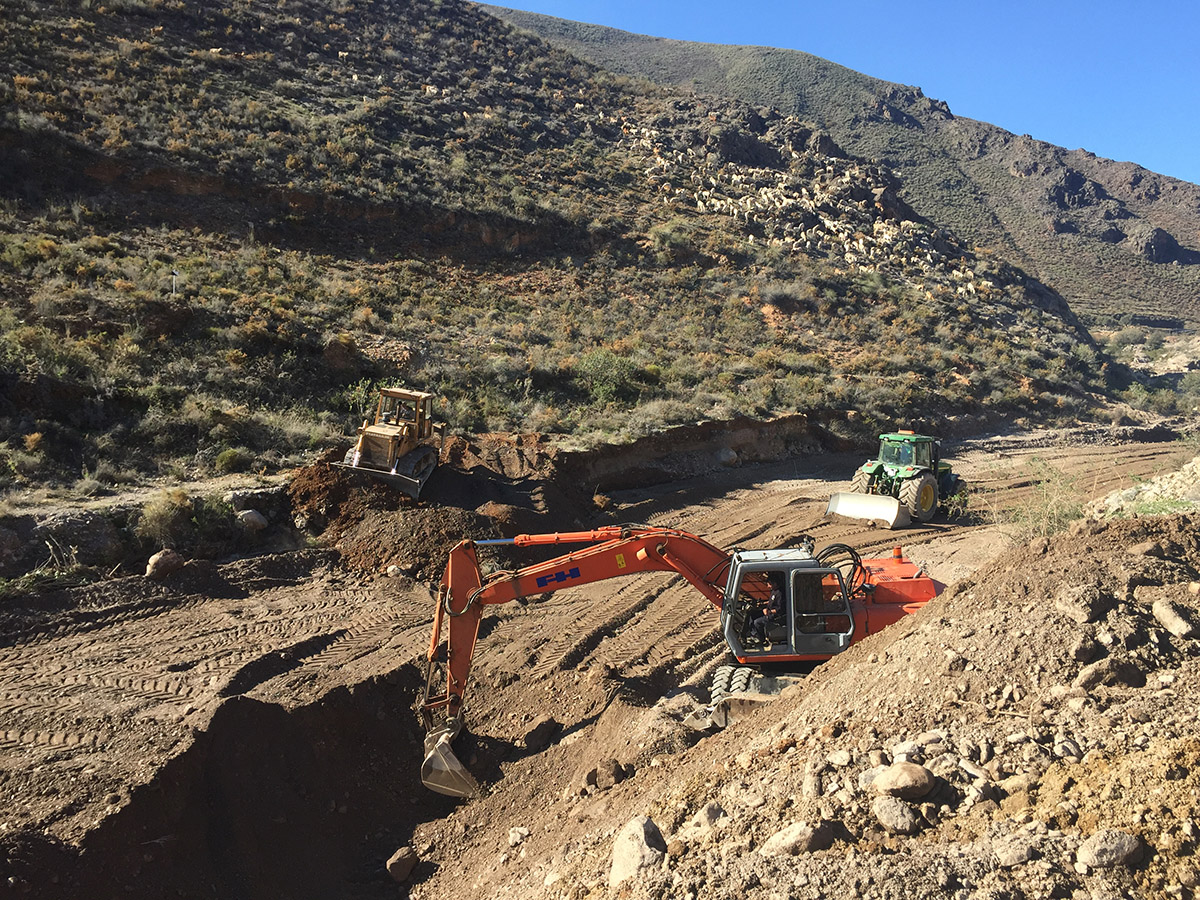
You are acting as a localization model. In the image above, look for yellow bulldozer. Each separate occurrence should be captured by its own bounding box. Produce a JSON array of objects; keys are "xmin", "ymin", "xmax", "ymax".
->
[{"xmin": 335, "ymin": 387, "xmax": 445, "ymax": 499}]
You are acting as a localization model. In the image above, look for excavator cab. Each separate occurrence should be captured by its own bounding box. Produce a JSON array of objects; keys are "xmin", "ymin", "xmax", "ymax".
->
[{"xmin": 721, "ymin": 548, "xmax": 855, "ymax": 661}]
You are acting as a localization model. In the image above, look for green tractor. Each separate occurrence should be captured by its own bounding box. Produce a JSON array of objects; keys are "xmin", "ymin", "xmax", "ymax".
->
[{"xmin": 827, "ymin": 431, "xmax": 966, "ymax": 528}]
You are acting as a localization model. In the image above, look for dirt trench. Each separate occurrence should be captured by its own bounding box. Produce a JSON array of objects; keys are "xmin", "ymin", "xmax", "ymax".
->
[{"xmin": 3, "ymin": 671, "xmax": 449, "ymax": 899}]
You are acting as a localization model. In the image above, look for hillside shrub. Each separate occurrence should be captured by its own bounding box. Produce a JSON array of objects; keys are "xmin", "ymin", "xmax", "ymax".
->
[
  {"xmin": 214, "ymin": 447, "xmax": 253, "ymax": 474},
  {"xmin": 993, "ymin": 457, "xmax": 1083, "ymax": 543},
  {"xmin": 575, "ymin": 348, "xmax": 640, "ymax": 404},
  {"xmin": 137, "ymin": 489, "xmax": 194, "ymax": 549}
]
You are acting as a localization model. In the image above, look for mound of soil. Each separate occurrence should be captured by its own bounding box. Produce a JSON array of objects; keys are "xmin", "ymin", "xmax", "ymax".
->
[{"xmin": 409, "ymin": 513, "xmax": 1200, "ymax": 900}]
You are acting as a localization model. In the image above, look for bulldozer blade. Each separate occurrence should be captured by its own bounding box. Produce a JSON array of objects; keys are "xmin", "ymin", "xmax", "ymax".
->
[
  {"xmin": 825, "ymin": 492, "xmax": 911, "ymax": 529},
  {"xmin": 332, "ymin": 463, "xmax": 425, "ymax": 500},
  {"xmin": 421, "ymin": 722, "xmax": 479, "ymax": 798}
]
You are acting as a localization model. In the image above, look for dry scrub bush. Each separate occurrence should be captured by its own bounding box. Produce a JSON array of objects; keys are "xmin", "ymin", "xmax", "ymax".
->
[
  {"xmin": 992, "ymin": 458, "xmax": 1084, "ymax": 544},
  {"xmin": 137, "ymin": 489, "xmax": 194, "ymax": 549}
]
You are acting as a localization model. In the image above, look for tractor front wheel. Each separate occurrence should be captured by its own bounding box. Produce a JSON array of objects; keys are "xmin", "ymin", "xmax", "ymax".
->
[
  {"xmin": 849, "ymin": 470, "xmax": 874, "ymax": 494},
  {"xmin": 900, "ymin": 473, "xmax": 939, "ymax": 522}
]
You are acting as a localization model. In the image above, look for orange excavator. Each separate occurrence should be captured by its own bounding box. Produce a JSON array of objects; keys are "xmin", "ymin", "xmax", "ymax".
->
[{"xmin": 419, "ymin": 525, "xmax": 938, "ymax": 797}]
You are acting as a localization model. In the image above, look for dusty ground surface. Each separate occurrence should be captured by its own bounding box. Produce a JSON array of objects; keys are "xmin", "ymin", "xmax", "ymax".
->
[{"xmin": 0, "ymin": 423, "xmax": 1197, "ymax": 899}]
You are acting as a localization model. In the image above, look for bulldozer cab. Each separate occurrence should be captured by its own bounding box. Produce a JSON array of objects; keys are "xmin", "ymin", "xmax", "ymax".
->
[{"xmin": 375, "ymin": 388, "xmax": 434, "ymax": 439}]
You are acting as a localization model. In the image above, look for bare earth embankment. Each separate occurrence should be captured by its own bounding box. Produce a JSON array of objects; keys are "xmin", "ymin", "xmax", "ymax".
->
[{"xmin": 1, "ymin": 425, "xmax": 1197, "ymax": 899}]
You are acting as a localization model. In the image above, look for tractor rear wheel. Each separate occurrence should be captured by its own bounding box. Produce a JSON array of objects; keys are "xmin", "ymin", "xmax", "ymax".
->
[
  {"xmin": 900, "ymin": 472, "xmax": 938, "ymax": 522},
  {"xmin": 849, "ymin": 470, "xmax": 873, "ymax": 493}
]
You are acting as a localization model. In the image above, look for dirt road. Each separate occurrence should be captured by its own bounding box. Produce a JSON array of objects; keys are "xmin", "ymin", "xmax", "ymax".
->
[{"xmin": 0, "ymin": 428, "xmax": 1193, "ymax": 897}]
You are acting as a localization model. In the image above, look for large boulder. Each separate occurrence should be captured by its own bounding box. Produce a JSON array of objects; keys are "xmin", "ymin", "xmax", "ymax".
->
[
  {"xmin": 609, "ymin": 816, "xmax": 666, "ymax": 888},
  {"xmin": 870, "ymin": 762, "xmax": 937, "ymax": 800}
]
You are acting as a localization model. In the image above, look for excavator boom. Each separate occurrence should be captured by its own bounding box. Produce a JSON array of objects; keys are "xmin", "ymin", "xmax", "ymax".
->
[{"xmin": 419, "ymin": 527, "xmax": 732, "ymax": 795}]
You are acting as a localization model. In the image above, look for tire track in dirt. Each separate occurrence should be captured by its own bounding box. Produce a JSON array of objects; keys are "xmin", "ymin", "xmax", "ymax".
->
[
  {"xmin": 586, "ymin": 580, "xmax": 710, "ymax": 674},
  {"xmin": 523, "ymin": 580, "xmax": 660, "ymax": 680},
  {"xmin": 0, "ymin": 577, "xmax": 422, "ymax": 763}
]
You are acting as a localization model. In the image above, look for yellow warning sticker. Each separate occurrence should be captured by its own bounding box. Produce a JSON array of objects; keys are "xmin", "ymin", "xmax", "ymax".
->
[{"xmin": 616, "ymin": 553, "xmax": 626, "ymax": 569}]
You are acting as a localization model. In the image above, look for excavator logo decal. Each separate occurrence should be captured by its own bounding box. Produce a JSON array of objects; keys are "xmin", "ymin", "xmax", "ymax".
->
[{"xmin": 536, "ymin": 567, "xmax": 581, "ymax": 588}]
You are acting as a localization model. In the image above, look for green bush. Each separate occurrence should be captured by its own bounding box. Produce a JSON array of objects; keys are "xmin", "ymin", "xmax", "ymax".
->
[
  {"xmin": 574, "ymin": 348, "xmax": 640, "ymax": 404},
  {"xmin": 214, "ymin": 447, "xmax": 253, "ymax": 474}
]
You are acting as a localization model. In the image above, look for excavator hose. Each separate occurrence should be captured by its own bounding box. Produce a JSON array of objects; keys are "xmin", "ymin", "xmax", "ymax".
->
[
  {"xmin": 443, "ymin": 583, "xmax": 489, "ymax": 617},
  {"xmin": 816, "ymin": 543, "xmax": 866, "ymax": 596}
]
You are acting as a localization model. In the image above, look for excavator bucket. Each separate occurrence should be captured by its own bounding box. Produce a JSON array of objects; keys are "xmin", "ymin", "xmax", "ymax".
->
[
  {"xmin": 825, "ymin": 492, "xmax": 911, "ymax": 529},
  {"xmin": 420, "ymin": 720, "xmax": 479, "ymax": 798},
  {"xmin": 683, "ymin": 691, "xmax": 779, "ymax": 731}
]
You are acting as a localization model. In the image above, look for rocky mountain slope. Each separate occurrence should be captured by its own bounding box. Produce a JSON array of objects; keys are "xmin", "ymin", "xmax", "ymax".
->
[
  {"xmin": 0, "ymin": 0, "xmax": 1117, "ymax": 492},
  {"xmin": 485, "ymin": 6, "xmax": 1200, "ymax": 329}
]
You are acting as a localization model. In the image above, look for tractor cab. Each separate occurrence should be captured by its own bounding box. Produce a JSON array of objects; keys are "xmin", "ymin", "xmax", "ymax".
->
[{"xmin": 877, "ymin": 431, "xmax": 937, "ymax": 473}]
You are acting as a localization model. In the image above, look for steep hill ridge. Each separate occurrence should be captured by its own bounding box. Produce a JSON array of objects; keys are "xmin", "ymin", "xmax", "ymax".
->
[
  {"xmin": 1, "ymin": 0, "xmax": 1108, "ymax": 492},
  {"xmin": 484, "ymin": 7, "xmax": 1200, "ymax": 328}
]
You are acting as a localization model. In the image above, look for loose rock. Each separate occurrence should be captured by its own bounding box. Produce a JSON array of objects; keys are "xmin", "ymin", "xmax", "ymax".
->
[
  {"xmin": 872, "ymin": 796, "xmax": 920, "ymax": 835},
  {"xmin": 609, "ymin": 816, "xmax": 666, "ymax": 887},
  {"xmin": 870, "ymin": 761, "xmax": 937, "ymax": 800},
  {"xmin": 758, "ymin": 820, "xmax": 834, "ymax": 856},
  {"xmin": 1152, "ymin": 597, "xmax": 1196, "ymax": 639},
  {"xmin": 236, "ymin": 509, "xmax": 268, "ymax": 531},
  {"xmin": 385, "ymin": 846, "xmax": 418, "ymax": 883},
  {"xmin": 1077, "ymin": 829, "xmax": 1143, "ymax": 869},
  {"xmin": 1073, "ymin": 656, "xmax": 1145, "ymax": 689},
  {"xmin": 524, "ymin": 715, "xmax": 561, "ymax": 752},
  {"xmin": 145, "ymin": 548, "xmax": 185, "ymax": 580},
  {"xmin": 995, "ymin": 836, "xmax": 1038, "ymax": 868}
]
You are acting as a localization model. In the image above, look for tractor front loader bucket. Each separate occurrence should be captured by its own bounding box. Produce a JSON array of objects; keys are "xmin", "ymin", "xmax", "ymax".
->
[
  {"xmin": 420, "ymin": 719, "xmax": 480, "ymax": 798},
  {"xmin": 825, "ymin": 492, "xmax": 911, "ymax": 529}
]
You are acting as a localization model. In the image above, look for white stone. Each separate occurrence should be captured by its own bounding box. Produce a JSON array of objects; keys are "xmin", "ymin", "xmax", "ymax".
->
[{"xmin": 609, "ymin": 817, "xmax": 666, "ymax": 888}]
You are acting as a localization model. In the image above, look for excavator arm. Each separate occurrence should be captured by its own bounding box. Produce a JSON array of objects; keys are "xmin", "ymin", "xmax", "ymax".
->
[{"xmin": 419, "ymin": 526, "xmax": 732, "ymax": 796}]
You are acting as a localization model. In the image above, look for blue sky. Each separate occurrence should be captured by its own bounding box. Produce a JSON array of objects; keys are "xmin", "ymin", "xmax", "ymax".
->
[{"xmin": 494, "ymin": 1, "xmax": 1200, "ymax": 186}]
